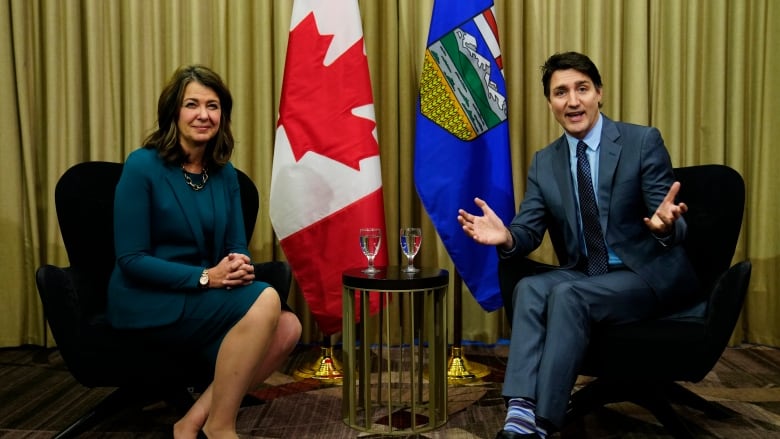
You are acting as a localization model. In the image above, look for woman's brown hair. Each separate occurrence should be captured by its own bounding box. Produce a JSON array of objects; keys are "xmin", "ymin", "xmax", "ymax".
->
[{"xmin": 143, "ymin": 64, "xmax": 235, "ymax": 169}]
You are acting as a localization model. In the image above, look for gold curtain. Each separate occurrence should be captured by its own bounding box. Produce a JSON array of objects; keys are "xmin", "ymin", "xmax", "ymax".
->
[{"xmin": 2, "ymin": 0, "xmax": 778, "ymax": 348}]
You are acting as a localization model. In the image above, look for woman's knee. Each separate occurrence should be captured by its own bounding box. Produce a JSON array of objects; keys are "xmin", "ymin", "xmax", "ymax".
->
[
  {"xmin": 245, "ymin": 287, "xmax": 282, "ymax": 326},
  {"xmin": 278, "ymin": 311, "xmax": 302, "ymax": 347}
]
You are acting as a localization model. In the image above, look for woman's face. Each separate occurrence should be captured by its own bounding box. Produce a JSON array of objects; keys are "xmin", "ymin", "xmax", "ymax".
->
[{"xmin": 177, "ymin": 81, "xmax": 221, "ymax": 151}]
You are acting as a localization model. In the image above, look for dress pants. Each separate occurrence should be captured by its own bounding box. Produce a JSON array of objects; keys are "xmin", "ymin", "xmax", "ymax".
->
[{"xmin": 502, "ymin": 268, "xmax": 659, "ymax": 427}]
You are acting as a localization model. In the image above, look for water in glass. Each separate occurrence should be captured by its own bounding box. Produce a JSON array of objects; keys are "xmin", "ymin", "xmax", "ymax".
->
[
  {"xmin": 400, "ymin": 227, "xmax": 422, "ymax": 273},
  {"xmin": 359, "ymin": 228, "xmax": 382, "ymax": 274}
]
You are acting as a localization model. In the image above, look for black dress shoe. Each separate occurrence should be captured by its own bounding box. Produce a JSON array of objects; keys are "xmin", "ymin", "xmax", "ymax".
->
[{"xmin": 494, "ymin": 430, "xmax": 541, "ymax": 439}]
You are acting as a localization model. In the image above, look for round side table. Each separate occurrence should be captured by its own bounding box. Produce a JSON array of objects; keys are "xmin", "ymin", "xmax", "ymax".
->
[{"xmin": 341, "ymin": 266, "xmax": 449, "ymax": 435}]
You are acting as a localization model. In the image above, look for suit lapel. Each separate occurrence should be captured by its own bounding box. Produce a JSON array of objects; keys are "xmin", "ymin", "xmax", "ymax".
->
[
  {"xmin": 551, "ymin": 136, "xmax": 580, "ymax": 241},
  {"xmin": 210, "ymin": 169, "xmax": 227, "ymax": 259},
  {"xmin": 165, "ymin": 165, "xmax": 208, "ymax": 255},
  {"xmin": 598, "ymin": 117, "xmax": 622, "ymax": 231}
]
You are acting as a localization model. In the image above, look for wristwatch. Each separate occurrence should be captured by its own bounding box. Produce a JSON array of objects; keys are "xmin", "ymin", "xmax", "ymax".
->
[{"xmin": 198, "ymin": 269, "xmax": 209, "ymax": 289}]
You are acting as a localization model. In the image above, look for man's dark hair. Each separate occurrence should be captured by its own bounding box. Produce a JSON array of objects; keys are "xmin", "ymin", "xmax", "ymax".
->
[{"xmin": 541, "ymin": 52, "xmax": 603, "ymax": 100}]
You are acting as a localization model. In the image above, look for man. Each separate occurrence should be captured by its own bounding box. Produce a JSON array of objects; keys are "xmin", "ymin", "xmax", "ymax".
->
[{"xmin": 457, "ymin": 52, "xmax": 698, "ymax": 439}]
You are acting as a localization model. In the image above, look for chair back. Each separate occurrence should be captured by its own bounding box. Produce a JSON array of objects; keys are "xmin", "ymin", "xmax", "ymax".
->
[
  {"xmin": 55, "ymin": 162, "xmax": 123, "ymax": 318},
  {"xmin": 236, "ymin": 168, "xmax": 259, "ymax": 241},
  {"xmin": 575, "ymin": 165, "xmax": 749, "ymax": 383},
  {"xmin": 674, "ymin": 165, "xmax": 745, "ymax": 297}
]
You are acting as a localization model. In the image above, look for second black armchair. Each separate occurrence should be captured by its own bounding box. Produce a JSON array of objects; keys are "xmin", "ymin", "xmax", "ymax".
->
[{"xmin": 498, "ymin": 164, "xmax": 750, "ymax": 439}]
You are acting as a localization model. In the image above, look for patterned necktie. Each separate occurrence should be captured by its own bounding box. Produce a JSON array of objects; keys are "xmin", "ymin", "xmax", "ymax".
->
[{"xmin": 576, "ymin": 141, "xmax": 609, "ymax": 276}]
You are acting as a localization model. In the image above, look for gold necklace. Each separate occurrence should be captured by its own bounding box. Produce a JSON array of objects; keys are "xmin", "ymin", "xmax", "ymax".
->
[{"xmin": 182, "ymin": 164, "xmax": 209, "ymax": 191}]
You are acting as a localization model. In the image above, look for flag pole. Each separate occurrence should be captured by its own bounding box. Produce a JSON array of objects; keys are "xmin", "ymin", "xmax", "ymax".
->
[
  {"xmin": 447, "ymin": 270, "xmax": 490, "ymax": 383},
  {"xmin": 293, "ymin": 334, "xmax": 344, "ymax": 384}
]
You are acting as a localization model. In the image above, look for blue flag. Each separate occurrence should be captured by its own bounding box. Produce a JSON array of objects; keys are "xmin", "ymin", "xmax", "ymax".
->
[{"xmin": 414, "ymin": 0, "xmax": 515, "ymax": 311}]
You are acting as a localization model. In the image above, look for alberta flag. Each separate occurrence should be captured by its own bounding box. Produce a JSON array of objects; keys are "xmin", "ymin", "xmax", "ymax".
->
[
  {"xmin": 270, "ymin": 0, "xmax": 387, "ymax": 335},
  {"xmin": 414, "ymin": 0, "xmax": 514, "ymax": 311}
]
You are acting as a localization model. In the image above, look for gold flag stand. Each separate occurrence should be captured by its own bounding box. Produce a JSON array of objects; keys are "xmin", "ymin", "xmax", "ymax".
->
[
  {"xmin": 293, "ymin": 336, "xmax": 343, "ymax": 384},
  {"xmin": 447, "ymin": 345, "xmax": 490, "ymax": 381},
  {"xmin": 447, "ymin": 271, "xmax": 491, "ymax": 383}
]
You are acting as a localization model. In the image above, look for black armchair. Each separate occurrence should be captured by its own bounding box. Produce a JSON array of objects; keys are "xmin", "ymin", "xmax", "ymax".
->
[
  {"xmin": 497, "ymin": 164, "xmax": 751, "ymax": 438},
  {"xmin": 35, "ymin": 161, "xmax": 292, "ymax": 438}
]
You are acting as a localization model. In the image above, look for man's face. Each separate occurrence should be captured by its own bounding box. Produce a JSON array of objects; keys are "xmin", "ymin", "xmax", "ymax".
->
[{"xmin": 547, "ymin": 69, "xmax": 602, "ymax": 139}]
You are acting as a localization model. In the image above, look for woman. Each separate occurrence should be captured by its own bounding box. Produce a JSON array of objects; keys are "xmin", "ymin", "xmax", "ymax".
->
[{"xmin": 106, "ymin": 64, "xmax": 302, "ymax": 439}]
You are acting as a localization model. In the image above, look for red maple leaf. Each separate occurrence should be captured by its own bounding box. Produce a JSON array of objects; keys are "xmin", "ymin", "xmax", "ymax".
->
[{"xmin": 278, "ymin": 13, "xmax": 378, "ymax": 171}]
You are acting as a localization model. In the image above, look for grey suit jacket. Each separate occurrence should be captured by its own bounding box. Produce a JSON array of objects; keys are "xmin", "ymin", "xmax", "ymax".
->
[{"xmin": 506, "ymin": 115, "xmax": 698, "ymax": 307}]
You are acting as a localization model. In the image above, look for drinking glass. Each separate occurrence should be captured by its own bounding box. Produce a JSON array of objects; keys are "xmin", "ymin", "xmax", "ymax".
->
[
  {"xmin": 359, "ymin": 228, "xmax": 382, "ymax": 274},
  {"xmin": 400, "ymin": 227, "xmax": 422, "ymax": 273}
]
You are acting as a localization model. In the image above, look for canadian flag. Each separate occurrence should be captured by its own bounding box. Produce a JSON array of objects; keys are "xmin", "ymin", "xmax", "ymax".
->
[{"xmin": 269, "ymin": 0, "xmax": 388, "ymax": 335}]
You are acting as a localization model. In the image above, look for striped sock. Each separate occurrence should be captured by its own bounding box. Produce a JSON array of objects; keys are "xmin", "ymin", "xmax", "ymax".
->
[
  {"xmin": 504, "ymin": 397, "xmax": 537, "ymax": 435},
  {"xmin": 504, "ymin": 398, "xmax": 548, "ymax": 438}
]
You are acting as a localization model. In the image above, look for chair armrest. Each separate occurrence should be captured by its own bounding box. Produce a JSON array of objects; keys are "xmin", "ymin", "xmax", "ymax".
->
[
  {"xmin": 35, "ymin": 265, "xmax": 82, "ymax": 350},
  {"xmin": 253, "ymin": 261, "xmax": 293, "ymax": 309},
  {"xmin": 705, "ymin": 260, "xmax": 752, "ymax": 349}
]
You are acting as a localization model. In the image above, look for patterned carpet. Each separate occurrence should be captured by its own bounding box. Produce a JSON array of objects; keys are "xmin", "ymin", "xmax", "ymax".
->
[{"xmin": 0, "ymin": 343, "xmax": 779, "ymax": 438}]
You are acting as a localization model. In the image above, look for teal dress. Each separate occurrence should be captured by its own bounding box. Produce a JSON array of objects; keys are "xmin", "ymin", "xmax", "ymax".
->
[{"xmin": 106, "ymin": 147, "xmax": 270, "ymax": 366}]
